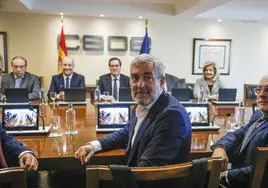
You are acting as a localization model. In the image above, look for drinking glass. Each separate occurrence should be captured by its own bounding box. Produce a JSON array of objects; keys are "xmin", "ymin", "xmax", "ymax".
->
[
  {"xmin": 49, "ymin": 92, "xmax": 57, "ymax": 106},
  {"xmin": 49, "ymin": 116, "xmax": 62, "ymax": 137},
  {"xmin": 103, "ymin": 91, "xmax": 109, "ymax": 103}
]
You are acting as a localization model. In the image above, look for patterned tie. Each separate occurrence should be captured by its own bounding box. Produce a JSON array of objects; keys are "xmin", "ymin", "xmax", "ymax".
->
[
  {"xmin": 113, "ymin": 78, "xmax": 118, "ymax": 101},
  {"xmin": 0, "ymin": 139, "xmax": 8, "ymax": 168},
  {"xmin": 240, "ymin": 115, "xmax": 267, "ymax": 152},
  {"xmin": 15, "ymin": 77, "xmax": 22, "ymax": 88},
  {"xmin": 65, "ymin": 77, "xmax": 70, "ymax": 88}
]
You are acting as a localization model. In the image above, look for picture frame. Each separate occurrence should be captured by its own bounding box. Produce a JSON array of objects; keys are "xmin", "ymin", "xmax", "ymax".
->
[
  {"xmin": 0, "ymin": 32, "xmax": 8, "ymax": 73},
  {"xmin": 192, "ymin": 38, "xmax": 231, "ymax": 75}
]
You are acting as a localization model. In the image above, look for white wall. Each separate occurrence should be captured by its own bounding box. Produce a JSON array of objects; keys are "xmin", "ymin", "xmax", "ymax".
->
[{"xmin": 1, "ymin": 12, "xmax": 268, "ymax": 100}]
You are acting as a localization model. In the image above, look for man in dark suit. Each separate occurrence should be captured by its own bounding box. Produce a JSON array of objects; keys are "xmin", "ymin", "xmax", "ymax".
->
[
  {"xmin": 0, "ymin": 126, "xmax": 39, "ymax": 187},
  {"xmin": 211, "ymin": 75, "xmax": 268, "ymax": 188},
  {"xmin": 75, "ymin": 54, "xmax": 192, "ymax": 167},
  {"xmin": 97, "ymin": 57, "xmax": 130, "ymax": 101},
  {"xmin": 48, "ymin": 56, "xmax": 85, "ymax": 100},
  {"xmin": 1, "ymin": 56, "xmax": 40, "ymax": 100},
  {"xmin": 165, "ymin": 73, "xmax": 185, "ymax": 92}
]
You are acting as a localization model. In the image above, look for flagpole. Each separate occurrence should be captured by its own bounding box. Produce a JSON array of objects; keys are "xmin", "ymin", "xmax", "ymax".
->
[
  {"xmin": 58, "ymin": 12, "xmax": 67, "ymax": 74},
  {"xmin": 60, "ymin": 12, "xmax": 64, "ymax": 25},
  {"xmin": 139, "ymin": 18, "xmax": 150, "ymax": 54}
]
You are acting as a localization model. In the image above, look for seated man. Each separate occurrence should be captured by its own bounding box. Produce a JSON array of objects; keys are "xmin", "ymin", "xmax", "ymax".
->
[
  {"xmin": 97, "ymin": 57, "xmax": 130, "ymax": 101},
  {"xmin": 0, "ymin": 125, "xmax": 39, "ymax": 187},
  {"xmin": 48, "ymin": 56, "xmax": 85, "ymax": 100},
  {"xmin": 75, "ymin": 54, "xmax": 192, "ymax": 167},
  {"xmin": 211, "ymin": 75, "xmax": 268, "ymax": 188},
  {"xmin": 1, "ymin": 56, "xmax": 40, "ymax": 100},
  {"xmin": 165, "ymin": 73, "xmax": 185, "ymax": 92}
]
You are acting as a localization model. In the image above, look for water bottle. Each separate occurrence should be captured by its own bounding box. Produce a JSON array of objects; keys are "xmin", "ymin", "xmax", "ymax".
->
[
  {"xmin": 198, "ymin": 86, "xmax": 204, "ymax": 103},
  {"xmin": 65, "ymin": 103, "xmax": 77, "ymax": 134},
  {"xmin": 236, "ymin": 101, "xmax": 245, "ymax": 127},
  {"xmin": 94, "ymin": 86, "xmax": 101, "ymax": 102}
]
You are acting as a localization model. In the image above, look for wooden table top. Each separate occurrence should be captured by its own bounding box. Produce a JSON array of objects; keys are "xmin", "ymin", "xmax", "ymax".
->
[{"xmin": 10, "ymin": 100, "xmax": 247, "ymax": 170}]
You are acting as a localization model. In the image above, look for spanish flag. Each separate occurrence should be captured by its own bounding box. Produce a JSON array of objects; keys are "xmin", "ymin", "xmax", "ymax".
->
[{"xmin": 58, "ymin": 25, "xmax": 67, "ymax": 73}]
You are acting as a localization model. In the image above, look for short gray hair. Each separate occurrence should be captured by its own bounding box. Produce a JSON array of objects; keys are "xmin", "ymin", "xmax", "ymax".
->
[{"xmin": 130, "ymin": 54, "xmax": 165, "ymax": 78}]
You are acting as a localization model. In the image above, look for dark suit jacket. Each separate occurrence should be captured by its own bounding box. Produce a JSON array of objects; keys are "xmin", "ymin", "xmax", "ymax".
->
[
  {"xmin": 1, "ymin": 72, "xmax": 40, "ymax": 100},
  {"xmin": 212, "ymin": 111, "xmax": 268, "ymax": 188},
  {"xmin": 48, "ymin": 72, "xmax": 85, "ymax": 94},
  {"xmin": 165, "ymin": 73, "xmax": 185, "ymax": 92},
  {"xmin": 98, "ymin": 92, "xmax": 192, "ymax": 167},
  {"xmin": 98, "ymin": 73, "xmax": 130, "ymax": 95},
  {"xmin": 0, "ymin": 126, "xmax": 28, "ymax": 167}
]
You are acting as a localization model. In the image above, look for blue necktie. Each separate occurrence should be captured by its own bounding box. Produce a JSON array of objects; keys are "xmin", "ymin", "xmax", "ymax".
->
[
  {"xmin": 15, "ymin": 77, "xmax": 22, "ymax": 88},
  {"xmin": 65, "ymin": 77, "xmax": 70, "ymax": 88},
  {"xmin": 113, "ymin": 78, "xmax": 118, "ymax": 101}
]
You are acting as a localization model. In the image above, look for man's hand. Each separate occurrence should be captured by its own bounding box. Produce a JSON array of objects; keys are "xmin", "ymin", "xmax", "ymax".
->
[
  {"xmin": 212, "ymin": 147, "xmax": 229, "ymax": 170},
  {"xmin": 74, "ymin": 144, "xmax": 95, "ymax": 165},
  {"xmin": 19, "ymin": 153, "xmax": 39, "ymax": 171}
]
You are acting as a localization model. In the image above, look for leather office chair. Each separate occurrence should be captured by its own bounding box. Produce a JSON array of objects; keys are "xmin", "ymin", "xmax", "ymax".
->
[
  {"xmin": 244, "ymin": 84, "xmax": 257, "ymax": 107},
  {"xmin": 0, "ymin": 167, "xmax": 27, "ymax": 188},
  {"xmin": 248, "ymin": 147, "xmax": 268, "ymax": 188},
  {"xmin": 86, "ymin": 157, "xmax": 223, "ymax": 188}
]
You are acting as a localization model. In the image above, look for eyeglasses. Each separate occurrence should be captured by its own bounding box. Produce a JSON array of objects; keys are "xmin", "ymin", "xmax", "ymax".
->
[{"xmin": 254, "ymin": 86, "xmax": 268, "ymax": 95}]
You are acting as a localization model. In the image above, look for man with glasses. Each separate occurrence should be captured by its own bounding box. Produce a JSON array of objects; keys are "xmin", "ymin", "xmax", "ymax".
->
[
  {"xmin": 211, "ymin": 75, "xmax": 268, "ymax": 188},
  {"xmin": 1, "ymin": 56, "xmax": 40, "ymax": 100},
  {"xmin": 75, "ymin": 54, "xmax": 191, "ymax": 167},
  {"xmin": 97, "ymin": 57, "xmax": 130, "ymax": 101}
]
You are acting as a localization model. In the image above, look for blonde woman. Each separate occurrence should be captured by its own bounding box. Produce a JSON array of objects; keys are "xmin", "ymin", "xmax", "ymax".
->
[{"xmin": 193, "ymin": 61, "xmax": 224, "ymax": 101}]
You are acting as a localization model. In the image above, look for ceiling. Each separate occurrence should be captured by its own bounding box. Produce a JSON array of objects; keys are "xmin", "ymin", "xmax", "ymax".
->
[{"xmin": 0, "ymin": 0, "xmax": 268, "ymax": 22}]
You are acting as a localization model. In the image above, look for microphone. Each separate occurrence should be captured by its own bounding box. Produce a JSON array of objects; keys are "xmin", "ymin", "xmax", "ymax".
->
[{"xmin": 29, "ymin": 105, "xmax": 45, "ymax": 130}]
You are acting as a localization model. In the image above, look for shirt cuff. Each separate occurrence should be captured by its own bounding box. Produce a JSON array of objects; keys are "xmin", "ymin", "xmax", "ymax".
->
[
  {"xmin": 18, "ymin": 150, "xmax": 34, "ymax": 159},
  {"xmin": 89, "ymin": 140, "xmax": 102, "ymax": 152},
  {"xmin": 211, "ymin": 144, "xmax": 225, "ymax": 151}
]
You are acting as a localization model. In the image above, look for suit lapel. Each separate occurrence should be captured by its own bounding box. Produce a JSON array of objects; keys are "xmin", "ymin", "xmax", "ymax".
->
[
  {"xmin": 20, "ymin": 73, "xmax": 28, "ymax": 88},
  {"xmin": 106, "ymin": 74, "xmax": 112, "ymax": 94},
  {"xmin": 59, "ymin": 74, "xmax": 65, "ymax": 89},
  {"xmin": 9, "ymin": 73, "xmax": 16, "ymax": 88},
  {"xmin": 125, "ymin": 116, "xmax": 137, "ymax": 153},
  {"xmin": 240, "ymin": 121, "xmax": 268, "ymax": 153},
  {"xmin": 127, "ymin": 117, "xmax": 152, "ymax": 163},
  {"xmin": 70, "ymin": 73, "xmax": 77, "ymax": 87}
]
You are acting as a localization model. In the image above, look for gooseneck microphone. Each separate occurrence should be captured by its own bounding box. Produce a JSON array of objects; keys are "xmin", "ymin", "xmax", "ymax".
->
[{"xmin": 29, "ymin": 106, "xmax": 45, "ymax": 130}]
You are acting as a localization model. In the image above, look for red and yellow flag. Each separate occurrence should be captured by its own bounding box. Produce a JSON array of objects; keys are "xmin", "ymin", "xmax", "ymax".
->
[{"xmin": 58, "ymin": 25, "xmax": 67, "ymax": 73}]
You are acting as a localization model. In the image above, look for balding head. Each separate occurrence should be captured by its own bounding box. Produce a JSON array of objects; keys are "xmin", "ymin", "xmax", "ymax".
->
[{"xmin": 62, "ymin": 56, "xmax": 75, "ymax": 76}]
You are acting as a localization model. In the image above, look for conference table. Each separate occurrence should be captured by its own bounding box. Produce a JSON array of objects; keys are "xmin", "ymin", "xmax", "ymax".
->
[{"xmin": 10, "ymin": 99, "xmax": 251, "ymax": 171}]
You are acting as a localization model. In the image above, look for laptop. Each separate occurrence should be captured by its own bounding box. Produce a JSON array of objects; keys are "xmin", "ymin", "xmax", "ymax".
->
[
  {"xmin": 182, "ymin": 103, "xmax": 220, "ymax": 131},
  {"xmin": 2, "ymin": 105, "xmax": 50, "ymax": 135},
  {"xmin": 172, "ymin": 88, "xmax": 193, "ymax": 101},
  {"xmin": 119, "ymin": 87, "xmax": 133, "ymax": 102},
  {"xmin": 96, "ymin": 103, "xmax": 131, "ymax": 133},
  {"xmin": 5, "ymin": 88, "xmax": 29, "ymax": 103},
  {"xmin": 61, "ymin": 88, "xmax": 86, "ymax": 104},
  {"xmin": 218, "ymin": 88, "xmax": 237, "ymax": 102}
]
